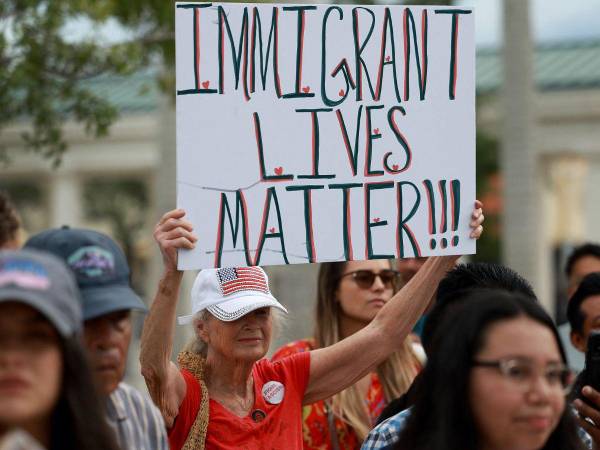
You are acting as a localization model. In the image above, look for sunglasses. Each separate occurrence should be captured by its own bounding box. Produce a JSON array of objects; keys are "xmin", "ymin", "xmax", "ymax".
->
[{"xmin": 339, "ymin": 269, "xmax": 401, "ymax": 289}]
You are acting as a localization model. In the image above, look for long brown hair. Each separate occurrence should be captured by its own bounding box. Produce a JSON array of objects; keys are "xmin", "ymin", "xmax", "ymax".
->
[
  {"xmin": 314, "ymin": 261, "xmax": 419, "ymax": 440},
  {"xmin": 51, "ymin": 337, "xmax": 121, "ymax": 450}
]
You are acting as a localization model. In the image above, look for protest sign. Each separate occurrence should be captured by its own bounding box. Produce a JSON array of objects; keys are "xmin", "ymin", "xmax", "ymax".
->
[{"xmin": 175, "ymin": 3, "xmax": 475, "ymax": 269}]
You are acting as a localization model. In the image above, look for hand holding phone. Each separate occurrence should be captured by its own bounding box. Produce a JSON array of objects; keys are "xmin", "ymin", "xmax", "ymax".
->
[{"xmin": 580, "ymin": 331, "xmax": 600, "ymax": 404}]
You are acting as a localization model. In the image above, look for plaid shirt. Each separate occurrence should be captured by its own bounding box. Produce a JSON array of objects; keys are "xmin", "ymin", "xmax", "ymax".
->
[
  {"xmin": 361, "ymin": 408, "xmax": 593, "ymax": 450},
  {"xmin": 106, "ymin": 382, "xmax": 168, "ymax": 450},
  {"xmin": 361, "ymin": 408, "xmax": 411, "ymax": 450}
]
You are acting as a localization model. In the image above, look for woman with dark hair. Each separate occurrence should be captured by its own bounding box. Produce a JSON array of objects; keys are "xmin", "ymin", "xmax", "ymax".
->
[
  {"xmin": 272, "ymin": 260, "xmax": 421, "ymax": 449},
  {"xmin": 0, "ymin": 250, "xmax": 120, "ymax": 450},
  {"xmin": 383, "ymin": 290, "xmax": 585, "ymax": 450}
]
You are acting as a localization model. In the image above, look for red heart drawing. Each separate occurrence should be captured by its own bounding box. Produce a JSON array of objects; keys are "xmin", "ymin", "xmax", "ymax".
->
[
  {"xmin": 386, "ymin": 55, "xmax": 391, "ymax": 62},
  {"xmin": 374, "ymin": 128, "xmax": 380, "ymax": 134},
  {"xmin": 302, "ymin": 86, "xmax": 310, "ymax": 93},
  {"xmin": 269, "ymin": 227, "xmax": 276, "ymax": 233},
  {"xmin": 339, "ymin": 89, "xmax": 345, "ymax": 97},
  {"xmin": 202, "ymin": 80, "xmax": 210, "ymax": 89},
  {"xmin": 374, "ymin": 217, "xmax": 381, "ymax": 223},
  {"xmin": 392, "ymin": 164, "xmax": 399, "ymax": 171},
  {"xmin": 274, "ymin": 167, "xmax": 283, "ymax": 175}
]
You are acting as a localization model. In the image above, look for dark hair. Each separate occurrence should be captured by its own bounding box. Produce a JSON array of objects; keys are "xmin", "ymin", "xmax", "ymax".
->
[
  {"xmin": 566, "ymin": 243, "xmax": 600, "ymax": 278},
  {"xmin": 422, "ymin": 263, "xmax": 536, "ymax": 353},
  {"xmin": 567, "ymin": 272, "xmax": 600, "ymax": 334},
  {"xmin": 0, "ymin": 190, "xmax": 20, "ymax": 248},
  {"xmin": 395, "ymin": 290, "xmax": 584, "ymax": 450},
  {"xmin": 50, "ymin": 336, "xmax": 121, "ymax": 450}
]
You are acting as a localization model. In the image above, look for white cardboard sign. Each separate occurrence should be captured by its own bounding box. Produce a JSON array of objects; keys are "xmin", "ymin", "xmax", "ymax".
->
[{"xmin": 175, "ymin": 3, "xmax": 475, "ymax": 269}]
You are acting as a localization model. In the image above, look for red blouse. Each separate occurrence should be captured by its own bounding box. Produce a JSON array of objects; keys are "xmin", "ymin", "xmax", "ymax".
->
[{"xmin": 271, "ymin": 339, "xmax": 386, "ymax": 450}]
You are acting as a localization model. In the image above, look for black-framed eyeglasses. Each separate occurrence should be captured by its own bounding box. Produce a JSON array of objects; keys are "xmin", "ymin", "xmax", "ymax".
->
[
  {"xmin": 339, "ymin": 269, "xmax": 401, "ymax": 289},
  {"xmin": 472, "ymin": 357, "xmax": 572, "ymax": 395}
]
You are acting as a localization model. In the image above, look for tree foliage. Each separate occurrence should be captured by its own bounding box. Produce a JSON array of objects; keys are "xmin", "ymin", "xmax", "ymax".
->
[
  {"xmin": 82, "ymin": 178, "xmax": 149, "ymax": 293},
  {"xmin": 0, "ymin": 0, "xmax": 147, "ymax": 166},
  {"xmin": 474, "ymin": 128, "xmax": 500, "ymax": 263},
  {"xmin": 1, "ymin": 0, "xmax": 453, "ymax": 166}
]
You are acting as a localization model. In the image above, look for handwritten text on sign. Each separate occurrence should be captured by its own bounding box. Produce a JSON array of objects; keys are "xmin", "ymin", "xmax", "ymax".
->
[{"xmin": 175, "ymin": 3, "xmax": 475, "ymax": 269}]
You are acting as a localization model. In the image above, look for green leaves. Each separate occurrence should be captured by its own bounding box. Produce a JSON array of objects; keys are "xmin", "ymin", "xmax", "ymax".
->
[
  {"xmin": 1, "ymin": 0, "xmax": 455, "ymax": 166},
  {"xmin": 0, "ymin": 0, "xmax": 147, "ymax": 166}
]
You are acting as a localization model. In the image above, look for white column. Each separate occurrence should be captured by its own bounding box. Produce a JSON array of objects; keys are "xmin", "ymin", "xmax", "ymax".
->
[
  {"xmin": 547, "ymin": 154, "xmax": 588, "ymax": 244},
  {"xmin": 501, "ymin": 0, "xmax": 546, "ymax": 307},
  {"xmin": 586, "ymin": 158, "xmax": 600, "ymax": 243},
  {"xmin": 49, "ymin": 172, "xmax": 82, "ymax": 227}
]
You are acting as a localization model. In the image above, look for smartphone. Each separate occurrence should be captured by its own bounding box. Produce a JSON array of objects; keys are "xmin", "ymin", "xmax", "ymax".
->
[{"xmin": 580, "ymin": 331, "xmax": 600, "ymax": 403}]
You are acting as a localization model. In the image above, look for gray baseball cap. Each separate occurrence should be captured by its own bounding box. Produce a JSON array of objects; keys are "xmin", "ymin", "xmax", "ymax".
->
[
  {"xmin": 0, "ymin": 249, "xmax": 82, "ymax": 337},
  {"xmin": 25, "ymin": 227, "xmax": 147, "ymax": 320}
]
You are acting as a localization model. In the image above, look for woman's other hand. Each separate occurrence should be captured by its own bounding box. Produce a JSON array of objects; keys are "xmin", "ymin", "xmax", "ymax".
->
[
  {"xmin": 470, "ymin": 200, "xmax": 484, "ymax": 239},
  {"xmin": 154, "ymin": 209, "xmax": 197, "ymax": 273}
]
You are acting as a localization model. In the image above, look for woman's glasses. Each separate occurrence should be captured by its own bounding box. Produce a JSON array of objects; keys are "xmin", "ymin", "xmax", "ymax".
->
[
  {"xmin": 339, "ymin": 269, "xmax": 401, "ymax": 289},
  {"xmin": 472, "ymin": 357, "xmax": 573, "ymax": 395}
]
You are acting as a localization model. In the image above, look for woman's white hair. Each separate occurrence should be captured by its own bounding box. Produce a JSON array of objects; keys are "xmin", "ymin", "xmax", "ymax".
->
[{"xmin": 183, "ymin": 308, "xmax": 286, "ymax": 356}]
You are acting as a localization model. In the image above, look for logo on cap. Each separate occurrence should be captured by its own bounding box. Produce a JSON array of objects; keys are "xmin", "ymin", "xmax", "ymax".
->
[
  {"xmin": 67, "ymin": 246, "xmax": 115, "ymax": 278},
  {"xmin": 217, "ymin": 267, "xmax": 269, "ymax": 296},
  {"xmin": 0, "ymin": 260, "xmax": 50, "ymax": 290}
]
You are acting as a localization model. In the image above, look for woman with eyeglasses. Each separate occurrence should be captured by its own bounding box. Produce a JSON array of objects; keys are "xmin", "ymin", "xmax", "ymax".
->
[
  {"xmin": 385, "ymin": 289, "xmax": 586, "ymax": 450},
  {"xmin": 272, "ymin": 260, "xmax": 421, "ymax": 449}
]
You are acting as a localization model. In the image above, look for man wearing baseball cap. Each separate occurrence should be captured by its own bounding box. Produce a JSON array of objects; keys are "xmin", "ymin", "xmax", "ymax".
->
[{"xmin": 25, "ymin": 227, "xmax": 168, "ymax": 450}]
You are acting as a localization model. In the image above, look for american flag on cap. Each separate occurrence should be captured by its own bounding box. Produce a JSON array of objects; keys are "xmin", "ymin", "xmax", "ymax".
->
[{"xmin": 217, "ymin": 267, "xmax": 270, "ymax": 296}]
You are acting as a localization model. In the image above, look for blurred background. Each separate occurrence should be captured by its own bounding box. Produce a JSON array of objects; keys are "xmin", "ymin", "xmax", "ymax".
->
[{"xmin": 1, "ymin": 0, "xmax": 600, "ymax": 389}]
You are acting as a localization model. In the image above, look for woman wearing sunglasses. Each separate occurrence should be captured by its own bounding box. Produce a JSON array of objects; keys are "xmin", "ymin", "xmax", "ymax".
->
[
  {"xmin": 272, "ymin": 260, "xmax": 421, "ymax": 449},
  {"xmin": 382, "ymin": 289, "xmax": 586, "ymax": 450}
]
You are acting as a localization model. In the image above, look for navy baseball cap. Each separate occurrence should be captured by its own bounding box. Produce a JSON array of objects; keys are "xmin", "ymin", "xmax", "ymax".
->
[
  {"xmin": 0, "ymin": 249, "xmax": 82, "ymax": 337},
  {"xmin": 25, "ymin": 227, "xmax": 147, "ymax": 320}
]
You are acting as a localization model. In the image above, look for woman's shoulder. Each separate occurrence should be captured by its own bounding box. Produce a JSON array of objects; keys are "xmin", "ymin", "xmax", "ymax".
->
[{"xmin": 271, "ymin": 338, "xmax": 316, "ymax": 361}]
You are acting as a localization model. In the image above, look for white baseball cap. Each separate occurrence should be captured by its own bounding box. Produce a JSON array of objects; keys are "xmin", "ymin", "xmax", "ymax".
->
[{"xmin": 178, "ymin": 266, "xmax": 287, "ymax": 324}]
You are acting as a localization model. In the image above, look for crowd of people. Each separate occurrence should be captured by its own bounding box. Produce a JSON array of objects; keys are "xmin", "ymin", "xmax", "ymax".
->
[{"xmin": 2, "ymin": 188, "xmax": 600, "ymax": 450}]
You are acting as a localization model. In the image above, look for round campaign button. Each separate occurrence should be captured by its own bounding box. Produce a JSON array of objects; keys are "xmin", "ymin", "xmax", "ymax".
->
[
  {"xmin": 251, "ymin": 409, "xmax": 267, "ymax": 422},
  {"xmin": 262, "ymin": 381, "xmax": 285, "ymax": 405}
]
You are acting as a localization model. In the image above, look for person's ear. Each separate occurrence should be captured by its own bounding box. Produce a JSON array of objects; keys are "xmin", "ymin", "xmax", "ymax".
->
[
  {"xmin": 571, "ymin": 330, "xmax": 587, "ymax": 353},
  {"xmin": 196, "ymin": 320, "xmax": 210, "ymax": 344}
]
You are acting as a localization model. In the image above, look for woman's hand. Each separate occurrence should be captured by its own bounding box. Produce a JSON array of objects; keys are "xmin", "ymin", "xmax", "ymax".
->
[
  {"xmin": 470, "ymin": 200, "xmax": 484, "ymax": 239},
  {"xmin": 154, "ymin": 209, "xmax": 197, "ymax": 273}
]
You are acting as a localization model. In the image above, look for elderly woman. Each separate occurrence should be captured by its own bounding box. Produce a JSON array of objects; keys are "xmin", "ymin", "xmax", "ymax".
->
[{"xmin": 140, "ymin": 205, "xmax": 484, "ymax": 450}]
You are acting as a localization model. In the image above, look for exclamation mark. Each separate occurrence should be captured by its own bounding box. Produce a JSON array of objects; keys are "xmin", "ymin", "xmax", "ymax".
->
[
  {"xmin": 422, "ymin": 180, "xmax": 437, "ymax": 249},
  {"xmin": 438, "ymin": 180, "xmax": 448, "ymax": 248},
  {"xmin": 451, "ymin": 179, "xmax": 461, "ymax": 246}
]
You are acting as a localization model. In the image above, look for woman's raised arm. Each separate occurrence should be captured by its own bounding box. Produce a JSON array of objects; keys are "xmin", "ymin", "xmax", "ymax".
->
[
  {"xmin": 304, "ymin": 203, "xmax": 484, "ymax": 404},
  {"xmin": 140, "ymin": 209, "xmax": 197, "ymax": 427}
]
